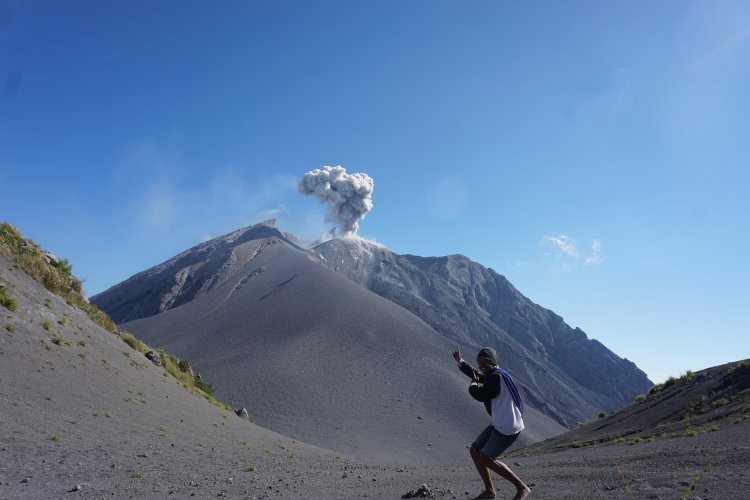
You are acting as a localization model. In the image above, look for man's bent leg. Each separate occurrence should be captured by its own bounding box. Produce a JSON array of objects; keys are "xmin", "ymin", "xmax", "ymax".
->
[
  {"xmin": 479, "ymin": 453, "xmax": 530, "ymax": 499},
  {"xmin": 469, "ymin": 447, "xmax": 495, "ymax": 497}
]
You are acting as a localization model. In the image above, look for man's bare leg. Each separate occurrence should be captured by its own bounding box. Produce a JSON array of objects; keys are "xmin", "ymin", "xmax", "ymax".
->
[
  {"xmin": 479, "ymin": 454, "xmax": 531, "ymax": 499},
  {"xmin": 469, "ymin": 448, "xmax": 496, "ymax": 498}
]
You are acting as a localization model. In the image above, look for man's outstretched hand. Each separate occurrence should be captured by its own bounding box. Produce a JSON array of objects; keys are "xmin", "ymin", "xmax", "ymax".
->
[{"xmin": 452, "ymin": 349, "xmax": 461, "ymax": 363}]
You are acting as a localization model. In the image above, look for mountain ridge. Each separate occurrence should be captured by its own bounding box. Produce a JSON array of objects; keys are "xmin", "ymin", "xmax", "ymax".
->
[{"xmin": 91, "ymin": 221, "xmax": 651, "ymax": 439}]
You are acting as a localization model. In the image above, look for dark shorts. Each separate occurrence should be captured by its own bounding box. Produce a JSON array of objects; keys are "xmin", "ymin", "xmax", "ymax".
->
[{"xmin": 470, "ymin": 425, "xmax": 519, "ymax": 459}]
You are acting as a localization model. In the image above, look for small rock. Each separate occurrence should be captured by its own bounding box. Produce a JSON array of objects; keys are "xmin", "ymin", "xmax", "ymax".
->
[
  {"xmin": 70, "ymin": 484, "xmax": 82, "ymax": 492},
  {"xmin": 514, "ymin": 462, "xmax": 521, "ymax": 466},
  {"xmin": 145, "ymin": 351, "xmax": 162, "ymax": 367},
  {"xmin": 234, "ymin": 408, "xmax": 249, "ymax": 419},
  {"xmin": 43, "ymin": 251, "xmax": 61, "ymax": 266},
  {"xmin": 21, "ymin": 477, "xmax": 30, "ymax": 484},
  {"xmin": 402, "ymin": 483, "xmax": 432, "ymax": 498},
  {"xmin": 417, "ymin": 416, "xmax": 422, "ymax": 419}
]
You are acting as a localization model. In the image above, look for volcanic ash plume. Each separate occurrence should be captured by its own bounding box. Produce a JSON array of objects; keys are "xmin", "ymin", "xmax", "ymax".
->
[{"xmin": 298, "ymin": 166, "xmax": 374, "ymax": 235}]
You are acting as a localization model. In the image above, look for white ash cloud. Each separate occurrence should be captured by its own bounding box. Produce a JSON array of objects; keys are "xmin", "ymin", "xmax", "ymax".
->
[{"xmin": 298, "ymin": 166, "xmax": 374, "ymax": 235}]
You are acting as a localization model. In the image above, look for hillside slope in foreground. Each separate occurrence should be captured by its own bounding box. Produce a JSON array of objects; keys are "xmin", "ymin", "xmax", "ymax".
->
[{"xmin": 2, "ymin": 252, "xmax": 749, "ymax": 498}]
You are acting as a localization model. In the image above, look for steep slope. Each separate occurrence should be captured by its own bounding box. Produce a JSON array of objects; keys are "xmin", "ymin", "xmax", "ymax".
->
[
  {"xmin": 517, "ymin": 359, "xmax": 750, "ymax": 454},
  {"xmin": 0, "ymin": 253, "xmax": 370, "ymax": 498},
  {"xmin": 90, "ymin": 221, "xmax": 298, "ymax": 324},
  {"xmin": 118, "ymin": 235, "xmax": 565, "ymax": 463},
  {"xmin": 312, "ymin": 238, "xmax": 652, "ymax": 424}
]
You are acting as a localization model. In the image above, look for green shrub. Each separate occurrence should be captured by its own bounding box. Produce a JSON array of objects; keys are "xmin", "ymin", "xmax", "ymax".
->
[
  {"xmin": 121, "ymin": 332, "xmax": 149, "ymax": 353},
  {"xmin": 634, "ymin": 394, "xmax": 646, "ymax": 403},
  {"xmin": 51, "ymin": 333, "xmax": 64, "ymax": 345},
  {"xmin": 195, "ymin": 378, "xmax": 215, "ymax": 396},
  {"xmin": 0, "ymin": 288, "xmax": 17, "ymax": 312},
  {"xmin": 570, "ymin": 440, "xmax": 582, "ymax": 448},
  {"xmin": 43, "ymin": 321, "xmax": 52, "ymax": 331},
  {"xmin": 598, "ymin": 412, "xmax": 606, "ymax": 419},
  {"xmin": 58, "ymin": 258, "xmax": 73, "ymax": 276},
  {"xmin": 713, "ymin": 398, "xmax": 729, "ymax": 408},
  {"xmin": 178, "ymin": 359, "xmax": 191, "ymax": 373},
  {"xmin": 728, "ymin": 361, "xmax": 750, "ymax": 376},
  {"xmin": 6, "ymin": 324, "xmax": 15, "ymax": 333}
]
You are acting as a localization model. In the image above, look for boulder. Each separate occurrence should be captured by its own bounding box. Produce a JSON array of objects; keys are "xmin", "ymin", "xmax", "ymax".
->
[
  {"xmin": 43, "ymin": 251, "xmax": 60, "ymax": 266},
  {"xmin": 234, "ymin": 407, "xmax": 249, "ymax": 419},
  {"xmin": 144, "ymin": 351, "xmax": 162, "ymax": 367}
]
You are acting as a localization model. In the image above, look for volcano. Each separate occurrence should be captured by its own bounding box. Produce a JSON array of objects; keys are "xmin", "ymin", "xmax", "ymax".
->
[{"xmin": 90, "ymin": 220, "xmax": 650, "ymax": 462}]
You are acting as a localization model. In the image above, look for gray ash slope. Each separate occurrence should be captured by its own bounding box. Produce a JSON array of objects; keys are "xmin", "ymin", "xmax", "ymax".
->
[
  {"xmin": 105, "ymin": 224, "xmax": 564, "ymax": 464},
  {"xmin": 91, "ymin": 220, "xmax": 647, "ymax": 459},
  {"xmin": 6, "ymin": 242, "xmax": 748, "ymax": 499},
  {"xmin": 312, "ymin": 238, "xmax": 651, "ymax": 426}
]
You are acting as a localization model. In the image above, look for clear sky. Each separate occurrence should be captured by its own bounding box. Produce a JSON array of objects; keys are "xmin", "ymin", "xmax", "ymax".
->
[{"xmin": 1, "ymin": 1, "xmax": 748, "ymax": 384}]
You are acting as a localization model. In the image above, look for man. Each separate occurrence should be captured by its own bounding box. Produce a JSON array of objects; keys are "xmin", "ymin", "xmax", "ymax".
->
[{"xmin": 453, "ymin": 347, "xmax": 531, "ymax": 500}]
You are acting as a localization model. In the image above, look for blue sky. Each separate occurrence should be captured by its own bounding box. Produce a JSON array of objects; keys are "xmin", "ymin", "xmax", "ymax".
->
[{"xmin": 1, "ymin": 1, "xmax": 748, "ymax": 384}]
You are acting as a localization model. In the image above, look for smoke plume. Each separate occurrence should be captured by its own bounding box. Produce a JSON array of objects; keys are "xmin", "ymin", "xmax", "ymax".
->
[{"xmin": 298, "ymin": 166, "xmax": 374, "ymax": 235}]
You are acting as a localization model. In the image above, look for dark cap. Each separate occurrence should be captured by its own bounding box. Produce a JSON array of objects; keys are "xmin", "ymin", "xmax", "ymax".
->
[{"xmin": 477, "ymin": 347, "xmax": 497, "ymax": 366}]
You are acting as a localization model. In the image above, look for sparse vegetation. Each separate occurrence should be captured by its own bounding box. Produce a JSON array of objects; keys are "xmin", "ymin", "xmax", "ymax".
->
[
  {"xmin": 634, "ymin": 394, "xmax": 646, "ymax": 403},
  {"xmin": 685, "ymin": 427, "xmax": 697, "ymax": 437},
  {"xmin": 245, "ymin": 464, "xmax": 257, "ymax": 472},
  {"xmin": 569, "ymin": 440, "xmax": 582, "ymax": 448},
  {"xmin": 1, "ymin": 223, "xmax": 234, "ymax": 414},
  {"xmin": 122, "ymin": 332, "xmax": 149, "ymax": 353},
  {"xmin": 727, "ymin": 361, "xmax": 750, "ymax": 376},
  {"xmin": 195, "ymin": 378, "xmax": 215, "ymax": 396},
  {"xmin": 130, "ymin": 470, "xmax": 145, "ymax": 479},
  {"xmin": 0, "ymin": 222, "xmax": 115, "ymax": 332},
  {"xmin": 0, "ymin": 288, "xmax": 17, "ymax": 312},
  {"xmin": 629, "ymin": 437, "xmax": 642, "ymax": 445},
  {"xmin": 49, "ymin": 434, "xmax": 60, "ymax": 442},
  {"xmin": 6, "ymin": 324, "xmax": 15, "ymax": 333},
  {"xmin": 713, "ymin": 398, "xmax": 730, "ymax": 408},
  {"xmin": 51, "ymin": 333, "xmax": 64, "ymax": 345},
  {"xmin": 649, "ymin": 370, "xmax": 695, "ymax": 395},
  {"xmin": 77, "ymin": 339, "xmax": 86, "ymax": 346},
  {"xmin": 598, "ymin": 411, "xmax": 606, "ymax": 419}
]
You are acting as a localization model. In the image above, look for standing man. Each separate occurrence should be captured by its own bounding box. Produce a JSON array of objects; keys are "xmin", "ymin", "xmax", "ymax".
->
[{"xmin": 453, "ymin": 347, "xmax": 531, "ymax": 500}]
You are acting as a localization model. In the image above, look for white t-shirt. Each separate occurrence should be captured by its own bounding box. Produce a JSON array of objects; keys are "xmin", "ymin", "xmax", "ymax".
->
[{"xmin": 490, "ymin": 376, "xmax": 524, "ymax": 435}]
